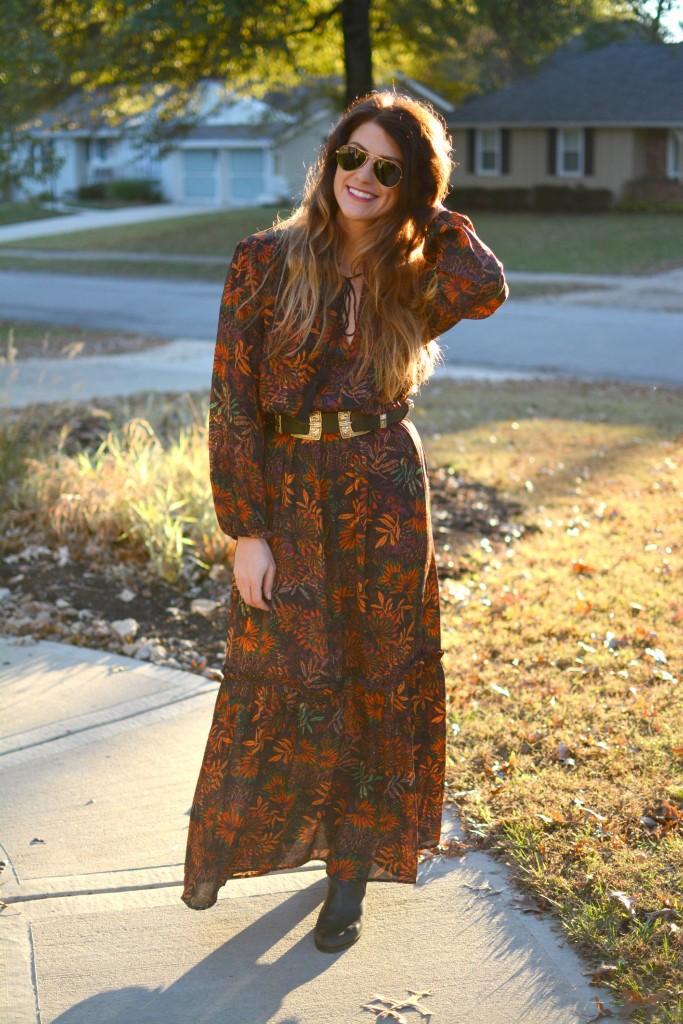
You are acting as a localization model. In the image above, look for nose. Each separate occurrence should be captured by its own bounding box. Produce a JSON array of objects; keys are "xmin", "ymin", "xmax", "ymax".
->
[{"xmin": 354, "ymin": 160, "xmax": 375, "ymax": 186}]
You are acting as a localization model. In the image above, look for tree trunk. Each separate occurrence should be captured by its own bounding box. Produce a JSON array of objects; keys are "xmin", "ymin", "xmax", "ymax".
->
[{"xmin": 341, "ymin": 0, "xmax": 373, "ymax": 107}]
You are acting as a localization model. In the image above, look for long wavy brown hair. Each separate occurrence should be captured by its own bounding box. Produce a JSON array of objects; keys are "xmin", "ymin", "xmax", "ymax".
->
[{"xmin": 257, "ymin": 91, "xmax": 454, "ymax": 402}]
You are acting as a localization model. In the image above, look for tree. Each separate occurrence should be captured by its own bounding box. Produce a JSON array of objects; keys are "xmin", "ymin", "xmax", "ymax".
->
[{"xmin": 2, "ymin": 0, "xmax": 675, "ymax": 150}]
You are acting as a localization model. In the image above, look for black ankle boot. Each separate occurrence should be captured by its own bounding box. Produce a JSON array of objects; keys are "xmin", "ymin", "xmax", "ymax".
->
[{"xmin": 314, "ymin": 875, "xmax": 367, "ymax": 952}]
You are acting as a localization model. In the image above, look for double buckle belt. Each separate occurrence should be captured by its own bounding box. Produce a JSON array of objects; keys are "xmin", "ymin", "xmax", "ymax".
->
[{"xmin": 268, "ymin": 399, "xmax": 414, "ymax": 440}]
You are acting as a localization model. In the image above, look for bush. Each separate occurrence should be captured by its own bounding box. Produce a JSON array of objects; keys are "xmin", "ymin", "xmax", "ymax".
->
[
  {"xmin": 616, "ymin": 176, "xmax": 683, "ymax": 213},
  {"xmin": 76, "ymin": 182, "xmax": 107, "ymax": 200},
  {"xmin": 104, "ymin": 178, "xmax": 162, "ymax": 202},
  {"xmin": 447, "ymin": 185, "xmax": 613, "ymax": 213},
  {"xmin": 447, "ymin": 188, "xmax": 532, "ymax": 212},
  {"xmin": 532, "ymin": 185, "xmax": 613, "ymax": 213}
]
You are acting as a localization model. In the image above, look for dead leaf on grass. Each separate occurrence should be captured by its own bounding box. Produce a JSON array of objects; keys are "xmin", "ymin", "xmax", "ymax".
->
[
  {"xmin": 572, "ymin": 561, "xmax": 597, "ymax": 575},
  {"xmin": 609, "ymin": 891, "xmax": 638, "ymax": 917}
]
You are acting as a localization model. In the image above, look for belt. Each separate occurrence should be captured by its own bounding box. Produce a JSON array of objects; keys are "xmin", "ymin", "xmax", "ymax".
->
[{"xmin": 265, "ymin": 399, "xmax": 414, "ymax": 440}]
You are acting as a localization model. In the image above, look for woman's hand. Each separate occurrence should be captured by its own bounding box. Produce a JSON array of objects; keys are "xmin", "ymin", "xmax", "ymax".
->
[{"xmin": 233, "ymin": 537, "xmax": 276, "ymax": 611}]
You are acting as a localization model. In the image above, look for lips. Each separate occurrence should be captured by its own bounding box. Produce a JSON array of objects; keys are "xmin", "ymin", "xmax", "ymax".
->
[{"xmin": 346, "ymin": 185, "xmax": 377, "ymax": 201}]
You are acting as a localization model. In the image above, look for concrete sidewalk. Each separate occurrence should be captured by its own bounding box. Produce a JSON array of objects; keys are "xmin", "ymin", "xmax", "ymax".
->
[
  {"xmin": 0, "ymin": 637, "xmax": 623, "ymax": 1024},
  {"xmin": 0, "ymin": 204, "xmax": 213, "ymax": 244},
  {"xmin": 0, "ymin": 339, "xmax": 552, "ymax": 410}
]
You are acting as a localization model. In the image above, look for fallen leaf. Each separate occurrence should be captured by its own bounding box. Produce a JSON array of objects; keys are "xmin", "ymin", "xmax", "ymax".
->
[
  {"xmin": 609, "ymin": 891, "xmax": 638, "ymax": 917},
  {"xmin": 590, "ymin": 964, "xmax": 619, "ymax": 985},
  {"xmin": 586, "ymin": 996, "xmax": 614, "ymax": 1021},
  {"xmin": 463, "ymin": 881, "xmax": 505, "ymax": 895},
  {"xmin": 572, "ymin": 561, "xmax": 597, "ymax": 575}
]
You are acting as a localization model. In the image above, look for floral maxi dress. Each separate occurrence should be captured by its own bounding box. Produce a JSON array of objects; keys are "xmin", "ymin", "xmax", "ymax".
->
[{"xmin": 182, "ymin": 209, "xmax": 507, "ymax": 909}]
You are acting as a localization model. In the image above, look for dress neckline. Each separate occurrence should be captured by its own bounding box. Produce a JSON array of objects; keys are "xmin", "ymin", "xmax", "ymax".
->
[{"xmin": 340, "ymin": 274, "xmax": 362, "ymax": 344}]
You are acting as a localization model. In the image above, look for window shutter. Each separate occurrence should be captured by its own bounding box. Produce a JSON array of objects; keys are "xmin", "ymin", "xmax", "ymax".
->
[
  {"xmin": 584, "ymin": 128, "xmax": 594, "ymax": 176},
  {"xmin": 501, "ymin": 129, "xmax": 510, "ymax": 174},
  {"xmin": 467, "ymin": 129, "xmax": 476, "ymax": 174},
  {"xmin": 547, "ymin": 128, "xmax": 557, "ymax": 175}
]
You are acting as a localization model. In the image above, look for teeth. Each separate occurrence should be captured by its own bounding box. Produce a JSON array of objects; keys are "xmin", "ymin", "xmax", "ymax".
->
[{"xmin": 348, "ymin": 186, "xmax": 375, "ymax": 199}]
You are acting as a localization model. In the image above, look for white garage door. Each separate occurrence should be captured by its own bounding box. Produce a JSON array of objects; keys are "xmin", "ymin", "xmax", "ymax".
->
[
  {"xmin": 182, "ymin": 150, "xmax": 218, "ymax": 203},
  {"xmin": 230, "ymin": 149, "xmax": 265, "ymax": 202}
]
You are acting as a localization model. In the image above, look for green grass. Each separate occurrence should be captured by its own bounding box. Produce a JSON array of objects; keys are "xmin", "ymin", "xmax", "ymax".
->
[
  {"xmin": 0, "ymin": 206, "xmax": 290, "ymax": 257},
  {"xmin": 0, "ymin": 256, "xmax": 227, "ymax": 281},
  {"xmin": 466, "ymin": 212, "xmax": 683, "ymax": 275},
  {"xmin": 2, "ymin": 207, "xmax": 682, "ymax": 275},
  {"xmin": 0, "ymin": 201, "xmax": 70, "ymax": 226}
]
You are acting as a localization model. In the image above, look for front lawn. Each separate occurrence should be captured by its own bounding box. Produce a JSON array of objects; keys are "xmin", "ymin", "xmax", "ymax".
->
[
  {"xmin": 2, "ymin": 208, "xmax": 682, "ymax": 275},
  {"xmin": 0, "ymin": 201, "xmax": 71, "ymax": 226}
]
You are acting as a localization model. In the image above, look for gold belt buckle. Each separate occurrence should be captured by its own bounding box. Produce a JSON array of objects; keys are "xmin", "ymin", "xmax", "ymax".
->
[
  {"xmin": 290, "ymin": 409, "xmax": 322, "ymax": 440},
  {"xmin": 338, "ymin": 410, "xmax": 371, "ymax": 438}
]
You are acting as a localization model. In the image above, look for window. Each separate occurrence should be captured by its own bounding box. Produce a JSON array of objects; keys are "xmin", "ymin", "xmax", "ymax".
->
[
  {"xmin": 477, "ymin": 129, "xmax": 500, "ymax": 175},
  {"xmin": 668, "ymin": 132, "xmax": 682, "ymax": 179},
  {"xmin": 467, "ymin": 129, "xmax": 510, "ymax": 176},
  {"xmin": 548, "ymin": 128, "xmax": 594, "ymax": 177},
  {"xmin": 558, "ymin": 129, "xmax": 583, "ymax": 176}
]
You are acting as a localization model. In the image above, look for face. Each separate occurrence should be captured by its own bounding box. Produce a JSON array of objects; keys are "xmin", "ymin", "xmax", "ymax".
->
[{"xmin": 333, "ymin": 121, "xmax": 402, "ymax": 234}]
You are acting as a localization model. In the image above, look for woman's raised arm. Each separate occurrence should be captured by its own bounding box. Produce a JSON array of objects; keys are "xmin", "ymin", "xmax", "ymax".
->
[{"xmin": 424, "ymin": 207, "xmax": 509, "ymax": 338}]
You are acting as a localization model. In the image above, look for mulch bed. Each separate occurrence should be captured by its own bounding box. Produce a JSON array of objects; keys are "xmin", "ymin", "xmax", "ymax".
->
[{"xmin": 0, "ymin": 467, "xmax": 534, "ymax": 678}]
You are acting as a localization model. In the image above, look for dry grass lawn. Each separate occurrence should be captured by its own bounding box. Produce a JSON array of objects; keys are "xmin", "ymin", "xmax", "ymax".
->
[{"xmin": 415, "ymin": 378, "xmax": 683, "ymax": 1023}]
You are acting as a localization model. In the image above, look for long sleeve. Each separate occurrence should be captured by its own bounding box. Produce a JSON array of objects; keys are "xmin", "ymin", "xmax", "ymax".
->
[
  {"xmin": 424, "ymin": 208, "xmax": 508, "ymax": 338},
  {"xmin": 208, "ymin": 237, "xmax": 274, "ymax": 542}
]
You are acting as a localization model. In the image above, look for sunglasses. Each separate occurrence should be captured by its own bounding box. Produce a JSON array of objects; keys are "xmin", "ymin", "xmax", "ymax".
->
[{"xmin": 335, "ymin": 144, "xmax": 403, "ymax": 188}]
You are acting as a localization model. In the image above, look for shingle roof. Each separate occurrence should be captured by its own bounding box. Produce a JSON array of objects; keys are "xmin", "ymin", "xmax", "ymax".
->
[{"xmin": 447, "ymin": 41, "xmax": 683, "ymax": 127}]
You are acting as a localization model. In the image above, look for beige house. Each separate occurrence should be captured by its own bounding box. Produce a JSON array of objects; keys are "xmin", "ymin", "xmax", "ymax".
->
[{"xmin": 447, "ymin": 40, "xmax": 683, "ymax": 203}]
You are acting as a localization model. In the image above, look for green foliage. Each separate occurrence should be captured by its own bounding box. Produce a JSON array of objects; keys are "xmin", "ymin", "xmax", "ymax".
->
[
  {"xmin": 446, "ymin": 185, "xmax": 614, "ymax": 213},
  {"xmin": 76, "ymin": 183, "xmax": 107, "ymax": 200},
  {"xmin": 104, "ymin": 178, "xmax": 162, "ymax": 202},
  {"xmin": 531, "ymin": 185, "xmax": 614, "ymax": 213}
]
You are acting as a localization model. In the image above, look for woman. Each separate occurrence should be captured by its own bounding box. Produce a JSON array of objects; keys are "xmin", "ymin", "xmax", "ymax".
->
[{"xmin": 182, "ymin": 91, "xmax": 508, "ymax": 952}]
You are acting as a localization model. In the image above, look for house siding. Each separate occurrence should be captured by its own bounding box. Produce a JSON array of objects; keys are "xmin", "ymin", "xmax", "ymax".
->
[
  {"xmin": 451, "ymin": 127, "xmax": 636, "ymax": 197},
  {"xmin": 279, "ymin": 123, "xmax": 329, "ymax": 204}
]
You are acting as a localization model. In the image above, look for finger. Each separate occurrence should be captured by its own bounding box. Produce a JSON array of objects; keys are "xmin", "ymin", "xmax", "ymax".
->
[
  {"xmin": 246, "ymin": 583, "xmax": 270, "ymax": 612},
  {"xmin": 263, "ymin": 563, "xmax": 277, "ymax": 602}
]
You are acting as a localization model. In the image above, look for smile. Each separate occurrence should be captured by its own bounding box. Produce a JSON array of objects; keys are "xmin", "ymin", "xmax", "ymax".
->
[{"xmin": 346, "ymin": 185, "xmax": 377, "ymax": 201}]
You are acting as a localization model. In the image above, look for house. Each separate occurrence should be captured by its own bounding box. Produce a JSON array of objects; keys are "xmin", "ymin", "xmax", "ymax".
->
[
  {"xmin": 16, "ymin": 82, "xmax": 336, "ymax": 207},
  {"xmin": 16, "ymin": 75, "xmax": 457, "ymax": 208},
  {"xmin": 446, "ymin": 40, "xmax": 683, "ymax": 204}
]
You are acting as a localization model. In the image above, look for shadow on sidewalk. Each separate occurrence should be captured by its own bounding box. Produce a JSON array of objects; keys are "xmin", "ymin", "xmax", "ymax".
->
[{"xmin": 50, "ymin": 888, "xmax": 332, "ymax": 1024}]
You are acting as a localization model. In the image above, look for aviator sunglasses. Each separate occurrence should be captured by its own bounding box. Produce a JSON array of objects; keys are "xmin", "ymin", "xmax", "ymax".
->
[{"xmin": 335, "ymin": 143, "xmax": 403, "ymax": 188}]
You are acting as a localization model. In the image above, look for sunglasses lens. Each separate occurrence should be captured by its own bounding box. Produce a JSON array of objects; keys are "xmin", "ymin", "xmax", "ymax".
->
[
  {"xmin": 336, "ymin": 145, "xmax": 366, "ymax": 171},
  {"xmin": 374, "ymin": 160, "xmax": 402, "ymax": 188},
  {"xmin": 336, "ymin": 145, "xmax": 402, "ymax": 188}
]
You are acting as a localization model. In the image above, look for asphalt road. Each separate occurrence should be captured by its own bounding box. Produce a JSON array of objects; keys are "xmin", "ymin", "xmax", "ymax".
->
[{"xmin": 2, "ymin": 269, "xmax": 682, "ymax": 386}]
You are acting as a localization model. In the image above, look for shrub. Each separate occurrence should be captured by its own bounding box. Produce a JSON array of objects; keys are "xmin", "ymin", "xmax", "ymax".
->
[
  {"xmin": 104, "ymin": 178, "xmax": 162, "ymax": 202},
  {"xmin": 532, "ymin": 185, "xmax": 613, "ymax": 213},
  {"xmin": 447, "ymin": 188, "xmax": 532, "ymax": 212},
  {"xmin": 447, "ymin": 185, "xmax": 612, "ymax": 213},
  {"xmin": 616, "ymin": 176, "xmax": 683, "ymax": 213},
  {"xmin": 76, "ymin": 182, "xmax": 107, "ymax": 200}
]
